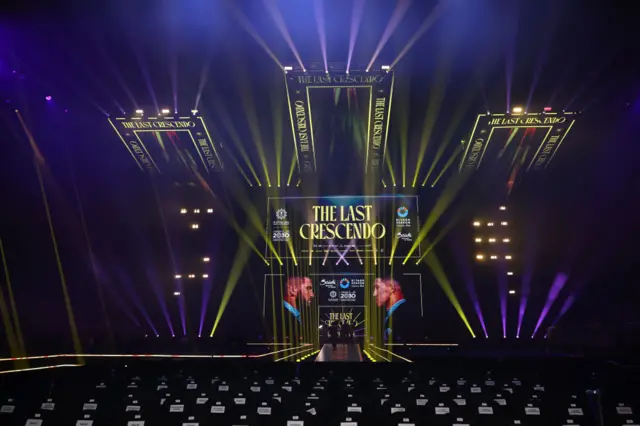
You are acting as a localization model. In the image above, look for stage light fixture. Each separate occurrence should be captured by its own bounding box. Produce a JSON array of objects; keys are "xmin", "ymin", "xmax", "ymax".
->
[
  {"xmin": 180, "ymin": 208, "xmax": 187, "ymax": 214},
  {"xmin": 476, "ymin": 254, "xmax": 484, "ymax": 260},
  {"xmin": 512, "ymin": 106, "xmax": 523, "ymax": 113},
  {"xmin": 509, "ymin": 290, "xmax": 516, "ymax": 295},
  {"xmin": 503, "ymin": 238, "xmax": 510, "ymax": 243},
  {"xmin": 490, "ymin": 255, "xmax": 498, "ymax": 259},
  {"xmin": 207, "ymin": 208, "xmax": 213, "ymax": 213},
  {"xmin": 544, "ymin": 106, "xmax": 552, "ymax": 112},
  {"xmin": 507, "ymin": 272, "xmax": 514, "ymax": 276},
  {"xmin": 191, "ymin": 224, "xmax": 199, "ymax": 229},
  {"xmin": 173, "ymin": 292, "xmax": 181, "ymax": 296},
  {"xmin": 202, "ymin": 274, "xmax": 209, "ymax": 279},
  {"xmin": 505, "ymin": 255, "xmax": 512, "ymax": 260},
  {"xmin": 501, "ymin": 221, "xmax": 508, "ymax": 226},
  {"xmin": 175, "ymin": 274, "xmax": 182, "ymax": 279},
  {"xmin": 203, "ymin": 257, "xmax": 210, "ymax": 262},
  {"xmin": 135, "ymin": 109, "xmax": 144, "ymax": 115},
  {"xmin": 191, "ymin": 109, "xmax": 198, "ymax": 115},
  {"xmin": 475, "ymin": 238, "xmax": 482, "ymax": 243},
  {"xmin": 194, "ymin": 209, "xmax": 200, "ymax": 214},
  {"xmin": 161, "ymin": 108, "xmax": 170, "ymax": 114},
  {"xmin": 487, "ymin": 222, "xmax": 494, "ymax": 227},
  {"xmin": 488, "ymin": 238, "xmax": 496, "ymax": 243},
  {"xmin": 473, "ymin": 221, "xmax": 481, "ymax": 227},
  {"xmin": 381, "ymin": 65, "xmax": 390, "ymax": 71},
  {"xmin": 499, "ymin": 206, "xmax": 506, "ymax": 210},
  {"xmin": 283, "ymin": 66, "xmax": 293, "ymax": 71},
  {"xmin": 45, "ymin": 96, "xmax": 52, "ymax": 101},
  {"xmin": 188, "ymin": 274, "xmax": 195, "ymax": 279}
]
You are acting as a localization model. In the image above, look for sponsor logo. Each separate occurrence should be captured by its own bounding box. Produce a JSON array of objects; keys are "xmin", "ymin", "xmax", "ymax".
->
[
  {"xmin": 340, "ymin": 291, "xmax": 357, "ymax": 301},
  {"xmin": 273, "ymin": 208, "xmax": 289, "ymax": 227},
  {"xmin": 320, "ymin": 278, "xmax": 337, "ymax": 289},
  {"xmin": 396, "ymin": 232, "xmax": 412, "ymax": 242},
  {"xmin": 329, "ymin": 291, "xmax": 337, "ymax": 298},
  {"xmin": 397, "ymin": 206, "xmax": 409, "ymax": 218},
  {"xmin": 272, "ymin": 230, "xmax": 290, "ymax": 242},
  {"xmin": 339, "ymin": 278, "xmax": 350, "ymax": 289}
]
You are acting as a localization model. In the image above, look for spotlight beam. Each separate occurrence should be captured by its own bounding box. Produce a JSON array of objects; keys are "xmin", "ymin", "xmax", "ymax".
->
[
  {"xmin": 313, "ymin": 0, "xmax": 328, "ymax": 72},
  {"xmin": 228, "ymin": 4, "xmax": 283, "ymax": 68},
  {"xmin": 263, "ymin": 0, "xmax": 305, "ymax": 71},
  {"xmin": 346, "ymin": 0, "xmax": 366, "ymax": 73},
  {"xmin": 423, "ymin": 249, "xmax": 475, "ymax": 337},
  {"xmin": 16, "ymin": 111, "xmax": 84, "ymax": 363},
  {"xmin": 389, "ymin": 1, "xmax": 448, "ymax": 69},
  {"xmin": 210, "ymin": 226, "xmax": 258, "ymax": 336},
  {"xmin": 367, "ymin": 0, "xmax": 412, "ymax": 71}
]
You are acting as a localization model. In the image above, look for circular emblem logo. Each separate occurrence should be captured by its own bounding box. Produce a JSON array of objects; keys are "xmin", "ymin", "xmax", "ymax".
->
[
  {"xmin": 339, "ymin": 278, "xmax": 350, "ymax": 289},
  {"xmin": 329, "ymin": 291, "xmax": 337, "ymax": 298},
  {"xmin": 397, "ymin": 206, "xmax": 409, "ymax": 218},
  {"xmin": 275, "ymin": 208, "xmax": 287, "ymax": 220}
]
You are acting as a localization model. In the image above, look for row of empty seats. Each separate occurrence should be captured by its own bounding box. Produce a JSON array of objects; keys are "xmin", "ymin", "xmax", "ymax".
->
[{"xmin": 0, "ymin": 358, "xmax": 638, "ymax": 425}]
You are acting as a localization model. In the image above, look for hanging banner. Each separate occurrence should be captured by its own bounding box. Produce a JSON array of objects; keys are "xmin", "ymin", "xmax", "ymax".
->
[
  {"xmin": 108, "ymin": 115, "xmax": 224, "ymax": 174},
  {"xmin": 459, "ymin": 112, "xmax": 578, "ymax": 172},
  {"xmin": 285, "ymin": 69, "xmax": 394, "ymax": 174}
]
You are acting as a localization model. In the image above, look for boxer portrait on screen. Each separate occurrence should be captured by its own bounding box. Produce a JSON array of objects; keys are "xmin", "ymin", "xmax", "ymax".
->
[
  {"xmin": 283, "ymin": 277, "xmax": 315, "ymax": 322},
  {"xmin": 373, "ymin": 277, "xmax": 406, "ymax": 339}
]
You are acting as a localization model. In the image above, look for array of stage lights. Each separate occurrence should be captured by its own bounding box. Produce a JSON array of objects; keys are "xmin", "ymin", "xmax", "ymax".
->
[
  {"xmin": 180, "ymin": 208, "xmax": 214, "ymax": 214},
  {"xmin": 473, "ymin": 206, "xmax": 514, "ymax": 279}
]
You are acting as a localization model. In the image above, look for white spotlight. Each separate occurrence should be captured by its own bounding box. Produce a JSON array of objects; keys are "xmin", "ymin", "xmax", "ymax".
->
[
  {"xmin": 191, "ymin": 224, "xmax": 199, "ymax": 229},
  {"xmin": 507, "ymin": 272, "xmax": 514, "ymax": 276},
  {"xmin": 508, "ymin": 290, "xmax": 516, "ymax": 295},
  {"xmin": 476, "ymin": 254, "xmax": 484, "ymax": 260},
  {"xmin": 161, "ymin": 108, "xmax": 170, "ymax": 114},
  {"xmin": 499, "ymin": 206, "xmax": 506, "ymax": 210},
  {"xmin": 207, "ymin": 208, "xmax": 213, "ymax": 213},
  {"xmin": 505, "ymin": 255, "xmax": 512, "ymax": 260},
  {"xmin": 191, "ymin": 109, "xmax": 198, "ymax": 115},
  {"xmin": 194, "ymin": 209, "xmax": 200, "ymax": 214},
  {"xmin": 501, "ymin": 221, "xmax": 508, "ymax": 226},
  {"xmin": 180, "ymin": 208, "xmax": 187, "ymax": 214},
  {"xmin": 188, "ymin": 274, "xmax": 195, "ymax": 279},
  {"xmin": 283, "ymin": 66, "xmax": 293, "ymax": 71},
  {"xmin": 203, "ymin": 257, "xmax": 210, "ymax": 262},
  {"xmin": 503, "ymin": 238, "xmax": 510, "ymax": 243},
  {"xmin": 174, "ymin": 274, "xmax": 182, "ymax": 279},
  {"xmin": 135, "ymin": 109, "xmax": 144, "ymax": 115},
  {"xmin": 473, "ymin": 221, "xmax": 481, "ymax": 227},
  {"xmin": 173, "ymin": 292, "xmax": 181, "ymax": 296},
  {"xmin": 202, "ymin": 274, "xmax": 209, "ymax": 279},
  {"xmin": 381, "ymin": 65, "xmax": 390, "ymax": 70},
  {"xmin": 487, "ymin": 222, "xmax": 494, "ymax": 227},
  {"xmin": 475, "ymin": 238, "xmax": 482, "ymax": 243},
  {"xmin": 512, "ymin": 106, "xmax": 523, "ymax": 113},
  {"xmin": 490, "ymin": 255, "xmax": 498, "ymax": 260}
]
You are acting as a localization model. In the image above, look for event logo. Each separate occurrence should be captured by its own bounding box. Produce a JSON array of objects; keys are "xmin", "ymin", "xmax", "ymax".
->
[
  {"xmin": 339, "ymin": 278, "xmax": 350, "ymax": 289},
  {"xmin": 329, "ymin": 291, "xmax": 337, "ymax": 298},
  {"xmin": 396, "ymin": 232, "xmax": 412, "ymax": 242},
  {"xmin": 397, "ymin": 206, "xmax": 409, "ymax": 218},
  {"xmin": 299, "ymin": 205, "xmax": 386, "ymax": 240}
]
